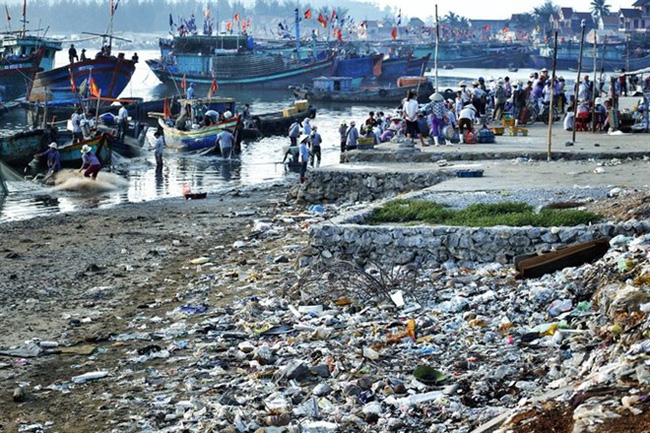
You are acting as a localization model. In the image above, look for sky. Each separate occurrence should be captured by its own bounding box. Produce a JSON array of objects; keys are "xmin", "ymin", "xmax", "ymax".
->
[{"xmin": 363, "ymin": 0, "xmax": 630, "ymax": 20}]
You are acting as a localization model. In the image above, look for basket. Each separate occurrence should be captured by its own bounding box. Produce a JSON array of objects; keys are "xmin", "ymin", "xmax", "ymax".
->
[{"xmin": 489, "ymin": 127, "xmax": 505, "ymax": 136}]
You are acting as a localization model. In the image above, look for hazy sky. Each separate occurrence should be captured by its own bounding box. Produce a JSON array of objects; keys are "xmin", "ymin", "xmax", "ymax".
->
[{"xmin": 364, "ymin": 0, "xmax": 631, "ymax": 20}]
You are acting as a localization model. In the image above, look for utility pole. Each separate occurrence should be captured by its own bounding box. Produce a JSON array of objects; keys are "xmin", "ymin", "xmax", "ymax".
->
[
  {"xmin": 294, "ymin": 8, "xmax": 300, "ymax": 60},
  {"xmin": 571, "ymin": 19, "xmax": 586, "ymax": 144},
  {"xmin": 547, "ymin": 31, "xmax": 558, "ymax": 161},
  {"xmin": 434, "ymin": 4, "xmax": 439, "ymax": 93}
]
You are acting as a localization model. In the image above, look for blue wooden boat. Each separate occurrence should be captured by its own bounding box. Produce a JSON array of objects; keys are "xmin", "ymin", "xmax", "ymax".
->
[
  {"xmin": 28, "ymin": 53, "xmax": 137, "ymax": 103},
  {"xmin": 158, "ymin": 117, "xmax": 241, "ymax": 152},
  {"xmin": 0, "ymin": 129, "xmax": 51, "ymax": 167},
  {"xmin": 291, "ymin": 76, "xmax": 433, "ymax": 103},
  {"xmin": 0, "ymin": 34, "xmax": 62, "ymax": 101},
  {"xmin": 147, "ymin": 34, "xmax": 336, "ymax": 89},
  {"xmin": 379, "ymin": 54, "xmax": 430, "ymax": 82},
  {"xmin": 333, "ymin": 54, "xmax": 383, "ymax": 80}
]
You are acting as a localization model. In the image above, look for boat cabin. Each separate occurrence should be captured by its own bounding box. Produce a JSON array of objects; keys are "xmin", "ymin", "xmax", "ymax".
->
[
  {"xmin": 0, "ymin": 35, "xmax": 62, "ymax": 71},
  {"xmin": 312, "ymin": 76, "xmax": 358, "ymax": 92}
]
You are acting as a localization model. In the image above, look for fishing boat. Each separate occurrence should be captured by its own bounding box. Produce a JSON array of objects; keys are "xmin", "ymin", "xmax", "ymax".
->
[
  {"xmin": 379, "ymin": 54, "xmax": 431, "ymax": 82},
  {"xmin": 38, "ymin": 133, "xmax": 112, "ymax": 168},
  {"xmin": 291, "ymin": 76, "xmax": 433, "ymax": 104},
  {"xmin": 528, "ymin": 42, "xmax": 650, "ymax": 71},
  {"xmin": 28, "ymin": 53, "xmax": 137, "ymax": 103},
  {"xmin": 158, "ymin": 116, "xmax": 241, "ymax": 152},
  {"xmin": 333, "ymin": 53, "xmax": 383, "ymax": 80},
  {"xmin": 147, "ymin": 34, "xmax": 336, "ymax": 90},
  {"xmin": 0, "ymin": 34, "xmax": 62, "ymax": 101},
  {"xmin": 0, "ymin": 129, "xmax": 56, "ymax": 167},
  {"xmin": 248, "ymin": 102, "xmax": 317, "ymax": 137}
]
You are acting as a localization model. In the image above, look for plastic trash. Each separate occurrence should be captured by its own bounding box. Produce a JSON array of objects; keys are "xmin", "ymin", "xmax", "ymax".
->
[{"xmin": 72, "ymin": 371, "xmax": 109, "ymax": 384}]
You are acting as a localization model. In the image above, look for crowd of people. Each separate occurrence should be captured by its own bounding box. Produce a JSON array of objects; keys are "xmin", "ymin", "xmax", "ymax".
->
[
  {"xmin": 283, "ymin": 117, "xmax": 322, "ymax": 183},
  {"xmin": 334, "ymin": 69, "xmax": 650, "ymax": 152}
]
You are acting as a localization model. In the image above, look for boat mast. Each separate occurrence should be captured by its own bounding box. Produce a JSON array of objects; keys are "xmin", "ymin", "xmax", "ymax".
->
[
  {"xmin": 294, "ymin": 8, "xmax": 300, "ymax": 60},
  {"xmin": 434, "ymin": 4, "xmax": 439, "ymax": 92},
  {"xmin": 20, "ymin": 0, "xmax": 27, "ymax": 37}
]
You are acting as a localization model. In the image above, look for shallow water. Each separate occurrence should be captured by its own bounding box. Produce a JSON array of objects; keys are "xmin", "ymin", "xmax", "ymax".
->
[{"xmin": 0, "ymin": 49, "xmax": 581, "ymax": 223}]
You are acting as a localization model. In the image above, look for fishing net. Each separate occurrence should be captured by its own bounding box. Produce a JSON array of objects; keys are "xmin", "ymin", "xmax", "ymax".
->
[{"xmin": 0, "ymin": 160, "xmax": 48, "ymax": 194}]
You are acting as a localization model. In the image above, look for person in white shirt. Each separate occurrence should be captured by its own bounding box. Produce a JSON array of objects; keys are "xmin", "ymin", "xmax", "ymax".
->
[
  {"xmin": 117, "ymin": 103, "xmax": 128, "ymax": 143},
  {"xmin": 402, "ymin": 90, "xmax": 425, "ymax": 146},
  {"xmin": 71, "ymin": 107, "xmax": 84, "ymax": 144},
  {"xmin": 458, "ymin": 105, "xmax": 477, "ymax": 144}
]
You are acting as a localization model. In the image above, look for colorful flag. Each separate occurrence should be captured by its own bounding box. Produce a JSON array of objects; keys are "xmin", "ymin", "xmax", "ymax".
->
[
  {"xmin": 110, "ymin": 0, "xmax": 120, "ymax": 16},
  {"xmin": 391, "ymin": 26, "xmax": 397, "ymax": 40},
  {"xmin": 331, "ymin": 9, "xmax": 336, "ymax": 23},
  {"xmin": 484, "ymin": 25, "xmax": 490, "ymax": 31},
  {"xmin": 89, "ymin": 76, "xmax": 100, "ymax": 98},
  {"xmin": 226, "ymin": 21, "xmax": 233, "ymax": 32},
  {"xmin": 5, "ymin": 5, "xmax": 10, "ymax": 21},
  {"xmin": 234, "ymin": 13, "xmax": 240, "ymax": 23},
  {"xmin": 304, "ymin": 9, "xmax": 311, "ymax": 20},
  {"xmin": 68, "ymin": 69, "xmax": 77, "ymax": 93},
  {"xmin": 163, "ymin": 97, "xmax": 171, "ymax": 118},
  {"xmin": 335, "ymin": 28, "xmax": 343, "ymax": 42},
  {"xmin": 317, "ymin": 13, "xmax": 327, "ymax": 28},
  {"xmin": 169, "ymin": 13, "xmax": 174, "ymax": 28},
  {"xmin": 208, "ymin": 79, "xmax": 218, "ymax": 97},
  {"xmin": 396, "ymin": 9, "xmax": 401, "ymax": 26},
  {"xmin": 180, "ymin": 74, "xmax": 187, "ymax": 90},
  {"xmin": 205, "ymin": 5, "xmax": 210, "ymax": 18},
  {"xmin": 242, "ymin": 19, "xmax": 248, "ymax": 32}
]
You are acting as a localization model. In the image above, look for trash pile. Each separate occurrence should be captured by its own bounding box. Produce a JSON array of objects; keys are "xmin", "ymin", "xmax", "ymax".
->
[{"xmin": 2, "ymin": 192, "xmax": 649, "ymax": 433}]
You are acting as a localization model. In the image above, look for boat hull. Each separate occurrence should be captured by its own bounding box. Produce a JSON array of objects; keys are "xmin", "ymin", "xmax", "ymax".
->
[
  {"xmin": 158, "ymin": 117, "xmax": 241, "ymax": 152},
  {"xmin": 528, "ymin": 54, "xmax": 650, "ymax": 72},
  {"xmin": 147, "ymin": 58, "xmax": 336, "ymax": 89},
  {"xmin": 379, "ymin": 54, "xmax": 430, "ymax": 82},
  {"xmin": 251, "ymin": 107, "xmax": 317, "ymax": 137},
  {"xmin": 28, "ymin": 55, "xmax": 136, "ymax": 103},
  {"xmin": 0, "ymin": 129, "xmax": 50, "ymax": 167},
  {"xmin": 293, "ymin": 82, "xmax": 433, "ymax": 104},
  {"xmin": 53, "ymin": 134, "xmax": 112, "ymax": 168}
]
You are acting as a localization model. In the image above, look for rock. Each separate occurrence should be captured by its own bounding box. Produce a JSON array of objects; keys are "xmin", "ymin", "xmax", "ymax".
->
[
  {"xmin": 238, "ymin": 341, "xmax": 256, "ymax": 353},
  {"xmin": 313, "ymin": 383, "xmax": 332, "ymax": 396},
  {"xmin": 309, "ymin": 364, "xmax": 331, "ymax": 379},
  {"xmin": 13, "ymin": 387, "xmax": 26, "ymax": 402},
  {"xmin": 343, "ymin": 383, "xmax": 363, "ymax": 397},
  {"xmin": 285, "ymin": 362, "xmax": 310, "ymax": 380},
  {"xmin": 274, "ymin": 255, "xmax": 290, "ymax": 264}
]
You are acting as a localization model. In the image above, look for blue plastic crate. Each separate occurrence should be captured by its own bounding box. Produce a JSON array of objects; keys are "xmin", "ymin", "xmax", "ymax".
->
[{"xmin": 456, "ymin": 169, "xmax": 484, "ymax": 178}]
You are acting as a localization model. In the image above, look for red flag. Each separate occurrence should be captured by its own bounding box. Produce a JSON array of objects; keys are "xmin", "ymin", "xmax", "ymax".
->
[
  {"xmin": 5, "ymin": 5, "xmax": 10, "ymax": 21},
  {"xmin": 163, "ymin": 97, "xmax": 171, "ymax": 118},
  {"xmin": 68, "ymin": 69, "xmax": 77, "ymax": 93},
  {"xmin": 89, "ymin": 76, "xmax": 100, "ymax": 98},
  {"xmin": 234, "ymin": 13, "xmax": 240, "ymax": 22},
  {"xmin": 242, "ymin": 19, "xmax": 248, "ymax": 32},
  {"xmin": 208, "ymin": 79, "xmax": 218, "ymax": 98},
  {"xmin": 226, "ymin": 21, "xmax": 233, "ymax": 32},
  {"xmin": 205, "ymin": 5, "xmax": 210, "ymax": 18},
  {"xmin": 317, "ymin": 13, "xmax": 327, "ymax": 28},
  {"xmin": 331, "ymin": 9, "xmax": 336, "ymax": 22},
  {"xmin": 391, "ymin": 26, "xmax": 397, "ymax": 40},
  {"xmin": 180, "ymin": 74, "xmax": 187, "ymax": 90},
  {"xmin": 304, "ymin": 9, "xmax": 311, "ymax": 20},
  {"xmin": 484, "ymin": 25, "xmax": 490, "ymax": 31},
  {"xmin": 335, "ymin": 28, "xmax": 343, "ymax": 42}
]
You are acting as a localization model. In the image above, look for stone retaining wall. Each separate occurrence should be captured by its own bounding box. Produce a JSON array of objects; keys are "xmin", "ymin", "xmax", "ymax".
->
[
  {"xmin": 341, "ymin": 150, "xmax": 650, "ymax": 164},
  {"xmin": 293, "ymin": 169, "xmax": 448, "ymax": 204},
  {"xmin": 309, "ymin": 219, "xmax": 650, "ymax": 265}
]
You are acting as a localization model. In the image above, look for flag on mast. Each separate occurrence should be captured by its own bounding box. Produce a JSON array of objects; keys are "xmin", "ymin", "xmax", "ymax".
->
[
  {"xmin": 208, "ymin": 79, "xmax": 218, "ymax": 98},
  {"xmin": 5, "ymin": 5, "xmax": 11, "ymax": 21},
  {"xmin": 180, "ymin": 74, "xmax": 187, "ymax": 90},
  {"xmin": 304, "ymin": 9, "xmax": 311, "ymax": 20}
]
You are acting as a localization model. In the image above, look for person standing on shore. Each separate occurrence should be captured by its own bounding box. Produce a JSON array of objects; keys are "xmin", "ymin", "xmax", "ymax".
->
[
  {"xmin": 403, "ymin": 90, "xmax": 425, "ymax": 146},
  {"xmin": 428, "ymin": 93, "xmax": 446, "ymax": 146},
  {"xmin": 288, "ymin": 119, "xmax": 301, "ymax": 146},
  {"xmin": 186, "ymin": 83, "xmax": 196, "ymax": 100},
  {"xmin": 79, "ymin": 145, "xmax": 101, "ymax": 180},
  {"xmin": 298, "ymin": 136, "xmax": 309, "ymax": 184},
  {"xmin": 309, "ymin": 126, "xmax": 322, "ymax": 168},
  {"xmin": 339, "ymin": 120, "xmax": 347, "ymax": 153},
  {"xmin": 346, "ymin": 120, "xmax": 359, "ymax": 151}
]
